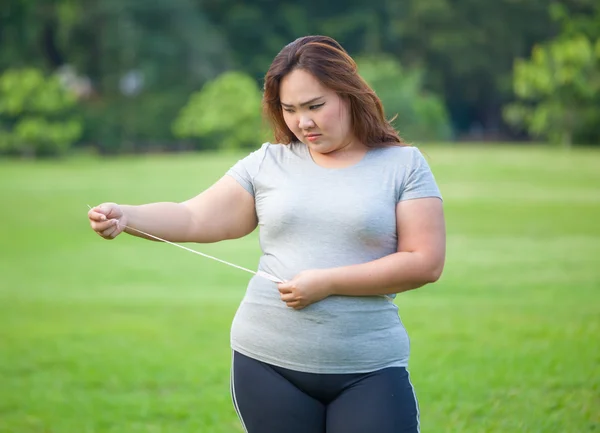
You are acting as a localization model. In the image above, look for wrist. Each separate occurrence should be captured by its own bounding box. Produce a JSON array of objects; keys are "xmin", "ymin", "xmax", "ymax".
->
[
  {"xmin": 120, "ymin": 204, "xmax": 132, "ymax": 222},
  {"xmin": 321, "ymin": 267, "xmax": 340, "ymax": 296},
  {"xmin": 117, "ymin": 205, "xmax": 133, "ymax": 234}
]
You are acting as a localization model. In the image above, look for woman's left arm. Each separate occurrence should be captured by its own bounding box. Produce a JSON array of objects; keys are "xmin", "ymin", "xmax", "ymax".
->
[{"xmin": 278, "ymin": 197, "xmax": 445, "ymax": 309}]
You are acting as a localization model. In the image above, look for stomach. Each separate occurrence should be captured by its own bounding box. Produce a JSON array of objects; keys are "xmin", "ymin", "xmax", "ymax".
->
[{"xmin": 230, "ymin": 280, "xmax": 410, "ymax": 373}]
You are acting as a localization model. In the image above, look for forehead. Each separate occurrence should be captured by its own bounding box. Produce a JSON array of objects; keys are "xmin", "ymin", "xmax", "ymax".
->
[{"xmin": 280, "ymin": 69, "xmax": 333, "ymax": 102}]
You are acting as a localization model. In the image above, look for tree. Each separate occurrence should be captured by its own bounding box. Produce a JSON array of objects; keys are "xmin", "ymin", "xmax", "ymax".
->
[
  {"xmin": 200, "ymin": 0, "xmax": 559, "ymax": 138},
  {"xmin": 503, "ymin": 2, "xmax": 600, "ymax": 146},
  {"xmin": 0, "ymin": 68, "xmax": 83, "ymax": 156},
  {"xmin": 172, "ymin": 71, "xmax": 266, "ymax": 150},
  {"xmin": 1, "ymin": 0, "xmax": 588, "ymax": 150},
  {"xmin": 1, "ymin": 0, "xmax": 234, "ymax": 153},
  {"xmin": 380, "ymin": 0, "xmax": 559, "ymax": 137},
  {"xmin": 356, "ymin": 55, "xmax": 452, "ymax": 143}
]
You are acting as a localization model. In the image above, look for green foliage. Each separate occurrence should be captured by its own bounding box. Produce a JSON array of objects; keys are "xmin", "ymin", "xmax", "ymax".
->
[
  {"xmin": 0, "ymin": 68, "xmax": 82, "ymax": 156},
  {"xmin": 2, "ymin": 0, "xmax": 596, "ymax": 148},
  {"xmin": 0, "ymin": 0, "xmax": 234, "ymax": 154},
  {"xmin": 504, "ymin": 1, "xmax": 600, "ymax": 146},
  {"xmin": 357, "ymin": 55, "xmax": 452, "ymax": 143},
  {"xmin": 172, "ymin": 71, "xmax": 266, "ymax": 150},
  {"xmin": 504, "ymin": 35, "xmax": 600, "ymax": 146},
  {"xmin": 202, "ymin": 0, "xmax": 558, "ymax": 136},
  {"xmin": 380, "ymin": 0, "xmax": 557, "ymax": 134},
  {"xmin": 549, "ymin": 0, "xmax": 600, "ymax": 40},
  {"xmin": 80, "ymin": 90, "xmax": 192, "ymax": 154}
]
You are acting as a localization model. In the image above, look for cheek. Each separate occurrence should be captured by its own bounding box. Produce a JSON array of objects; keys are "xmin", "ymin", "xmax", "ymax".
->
[
  {"xmin": 283, "ymin": 113, "xmax": 298, "ymax": 132},
  {"xmin": 321, "ymin": 105, "xmax": 350, "ymax": 135},
  {"xmin": 338, "ymin": 102, "xmax": 352, "ymax": 131}
]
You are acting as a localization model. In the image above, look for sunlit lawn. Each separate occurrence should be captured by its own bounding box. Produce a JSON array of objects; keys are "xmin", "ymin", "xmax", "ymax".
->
[{"xmin": 1, "ymin": 144, "xmax": 599, "ymax": 432}]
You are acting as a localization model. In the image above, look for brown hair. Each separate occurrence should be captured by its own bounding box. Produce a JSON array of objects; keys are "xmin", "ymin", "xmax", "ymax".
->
[{"xmin": 262, "ymin": 35, "xmax": 405, "ymax": 147}]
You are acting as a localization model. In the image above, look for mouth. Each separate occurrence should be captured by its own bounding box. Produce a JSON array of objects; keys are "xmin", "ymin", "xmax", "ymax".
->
[{"xmin": 305, "ymin": 134, "xmax": 321, "ymax": 142}]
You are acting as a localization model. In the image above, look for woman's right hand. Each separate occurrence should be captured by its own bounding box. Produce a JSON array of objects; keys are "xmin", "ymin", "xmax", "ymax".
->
[{"xmin": 88, "ymin": 202, "xmax": 128, "ymax": 240}]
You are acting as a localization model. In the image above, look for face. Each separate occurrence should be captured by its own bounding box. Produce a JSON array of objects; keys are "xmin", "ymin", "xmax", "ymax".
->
[{"xmin": 280, "ymin": 68, "xmax": 355, "ymax": 154}]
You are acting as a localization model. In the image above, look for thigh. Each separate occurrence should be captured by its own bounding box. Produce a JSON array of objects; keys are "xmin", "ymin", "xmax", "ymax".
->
[
  {"xmin": 231, "ymin": 351, "xmax": 326, "ymax": 433},
  {"xmin": 326, "ymin": 367, "xmax": 419, "ymax": 433}
]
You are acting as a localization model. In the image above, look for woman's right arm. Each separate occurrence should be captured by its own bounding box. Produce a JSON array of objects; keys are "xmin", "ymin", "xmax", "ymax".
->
[{"xmin": 88, "ymin": 175, "xmax": 258, "ymax": 243}]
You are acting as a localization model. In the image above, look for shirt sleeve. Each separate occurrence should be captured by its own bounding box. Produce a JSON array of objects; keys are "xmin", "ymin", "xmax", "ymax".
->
[
  {"xmin": 398, "ymin": 147, "xmax": 443, "ymax": 202},
  {"xmin": 226, "ymin": 142, "xmax": 270, "ymax": 196}
]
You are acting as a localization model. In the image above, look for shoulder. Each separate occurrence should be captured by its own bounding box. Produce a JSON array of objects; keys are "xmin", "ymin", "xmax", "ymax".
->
[
  {"xmin": 232, "ymin": 141, "xmax": 302, "ymax": 175},
  {"xmin": 252, "ymin": 141, "xmax": 307, "ymax": 163},
  {"xmin": 370, "ymin": 145, "xmax": 424, "ymax": 168},
  {"xmin": 238, "ymin": 142, "xmax": 283, "ymax": 164},
  {"xmin": 262, "ymin": 141, "xmax": 304, "ymax": 154},
  {"xmin": 248, "ymin": 141, "xmax": 297, "ymax": 156}
]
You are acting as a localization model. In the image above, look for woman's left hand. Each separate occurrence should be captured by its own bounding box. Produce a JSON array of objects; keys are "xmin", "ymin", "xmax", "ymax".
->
[{"xmin": 277, "ymin": 269, "xmax": 333, "ymax": 310}]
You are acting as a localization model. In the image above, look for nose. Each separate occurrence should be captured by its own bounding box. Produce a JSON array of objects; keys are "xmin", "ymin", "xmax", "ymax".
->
[{"xmin": 298, "ymin": 115, "xmax": 315, "ymax": 130}]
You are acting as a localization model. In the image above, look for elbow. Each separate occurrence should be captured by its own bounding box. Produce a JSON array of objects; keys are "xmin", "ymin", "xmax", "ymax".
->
[
  {"xmin": 427, "ymin": 261, "xmax": 445, "ymax": 283},
  {"xmin": 414, "ymin": 255, "xmax": 445, "ymax": 286},
  {"xmin": 428, "ymin": 270, "xmax": 442, "ymax": 284},
  {"xmin": 393, "ymin": 253, "xmax": 445, "ymax": 292},
  {"xmin": 400, "ymin": 264, "xmax": 444, "ymax": 292}
]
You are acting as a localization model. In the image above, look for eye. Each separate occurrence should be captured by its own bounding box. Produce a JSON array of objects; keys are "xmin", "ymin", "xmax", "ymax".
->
[
  {"xmin": 282, "ymin": 107, "xmax": 295, "ymax": 113},
  {"xmin": 309, "ymin": 103, "xmax": 325, "ymax": 110}
]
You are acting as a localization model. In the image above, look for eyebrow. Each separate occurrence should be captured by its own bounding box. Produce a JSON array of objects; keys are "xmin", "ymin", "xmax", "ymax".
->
[{"xmin": 280, "ymin": 96, "xmax": 324, "ymax": 108}]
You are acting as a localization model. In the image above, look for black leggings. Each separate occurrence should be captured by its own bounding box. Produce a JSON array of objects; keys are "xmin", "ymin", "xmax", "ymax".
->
[{"xmin": 230, "ymin": 351, "xmax": 420, "ymax": 433}]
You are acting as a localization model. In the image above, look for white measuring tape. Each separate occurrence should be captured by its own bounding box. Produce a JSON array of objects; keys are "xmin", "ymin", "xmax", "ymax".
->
[{"xmin": 87, "ymin": 205, "xmax": 284, "ymax": 284}]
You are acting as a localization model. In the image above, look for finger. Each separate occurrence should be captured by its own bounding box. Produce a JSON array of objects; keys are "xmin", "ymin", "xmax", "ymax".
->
[
  {"xmin": 108, "ymin": 224, "xmax": 123, "ymax": 239},
  {"xmin": 103, "ymin": 221, "xmax": 124, "ymax": 239},
  {"xmin": 102, "ymin": 206, "xmax": 120, "ymax": 220},
  {"xmin": 88, "ymin": 210, "xmax": 107, "ymax": 222},
  {"xmin": 278, "ymin": 284, "xmax": 293, "ymax": 294},
  {"xmin": 91, "ymin": 219, "xmax": 117, "ymax": 232},
  {"xmin": 94, "ymin": 204, "xmax": 120, "ymax": 220},
  {"xmin": 109, "ymin": 226, "xmax": 123, "ymax": 239},
  {"xmin": 280, "ymin": 293, "xmax": 295, "ymax": 302},
  {"xmin": 101, "ymin": 225, "xmax": 118, "ymax": 238}
]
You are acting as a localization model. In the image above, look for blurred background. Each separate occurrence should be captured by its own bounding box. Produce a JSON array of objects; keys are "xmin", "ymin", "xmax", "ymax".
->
[
  {"xmin": 0, "ymin": 0, "xmax": 599, "ymax": 155},
  {"xmin": 1, "ymin": 1, "xmax": 599, "ymax": 433}
]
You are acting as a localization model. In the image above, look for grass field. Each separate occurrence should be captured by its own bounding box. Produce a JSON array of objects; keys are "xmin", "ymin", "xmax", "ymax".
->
[{"xmin": 1, "ymin": 144, "xmax": 599, "ymax": 433}]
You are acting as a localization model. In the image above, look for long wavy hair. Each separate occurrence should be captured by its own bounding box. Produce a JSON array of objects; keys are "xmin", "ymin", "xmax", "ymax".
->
[{"xmin": 262, "ymin": 35, "xmax": 405, "ymax": 147}]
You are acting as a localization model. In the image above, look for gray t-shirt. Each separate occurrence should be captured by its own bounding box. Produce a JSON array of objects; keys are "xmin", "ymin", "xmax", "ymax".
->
[{"xmin": 226, "ymin": 141, "xmax": 442, "ymax": 374}]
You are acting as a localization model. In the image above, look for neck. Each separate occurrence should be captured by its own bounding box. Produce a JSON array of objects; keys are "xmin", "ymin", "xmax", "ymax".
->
[
  {"xmin": 308, "ymin": 140, "xmax": 370, "ymax": 169},
  {"xmin": 326, "ymin": 137, "xmax": 366, "ymax": 156}
]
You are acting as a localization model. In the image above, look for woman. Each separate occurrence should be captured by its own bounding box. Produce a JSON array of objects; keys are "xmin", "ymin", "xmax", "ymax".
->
[{"xmin": 88, "ymin": 35, "xmax": 445, "ymax": 433}]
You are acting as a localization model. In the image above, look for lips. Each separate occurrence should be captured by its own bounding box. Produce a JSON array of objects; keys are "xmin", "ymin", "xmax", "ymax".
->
[{"xmin": 305, "ymin": 134, "xmax": 321, "ymax": 142}]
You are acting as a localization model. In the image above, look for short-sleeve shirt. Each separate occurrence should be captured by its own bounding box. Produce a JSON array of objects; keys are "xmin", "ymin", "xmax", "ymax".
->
[{"xmin": 226, "ymin": 141, "xmax": 442, "ymax": 373}]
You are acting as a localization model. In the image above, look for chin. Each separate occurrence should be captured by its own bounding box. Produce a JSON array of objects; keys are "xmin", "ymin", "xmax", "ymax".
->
[
  {"xmin": 307, "ymin": 143, "xmax": 328, "ymax": 154},
  {"xmin": 307, "ymin": 139, "xmax": 329, "ymax": 149}
]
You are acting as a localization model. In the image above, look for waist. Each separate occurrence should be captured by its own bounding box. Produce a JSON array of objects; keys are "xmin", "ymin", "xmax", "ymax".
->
[{"xmin": 231, "ymin": 294, "xmax": 409, "ymax": 374}]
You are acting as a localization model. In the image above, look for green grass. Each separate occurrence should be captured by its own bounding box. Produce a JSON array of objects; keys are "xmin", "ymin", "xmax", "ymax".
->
[{"xmin": 1, "ymin": 144, "xmax": 599, "ymax": 433}]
